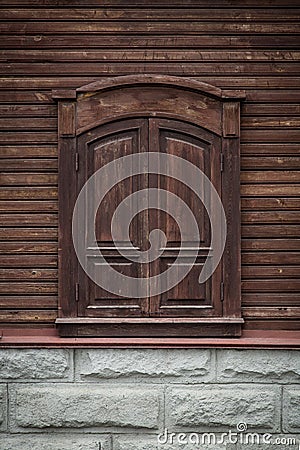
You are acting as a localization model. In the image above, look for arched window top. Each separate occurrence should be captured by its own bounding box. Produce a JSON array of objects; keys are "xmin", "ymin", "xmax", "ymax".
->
[
  {"xmin": 52, "ymin": 74, "xmax": 244, "ymax": 136},
  {"xmin": 75, "ymin": 74, "xmax": 245, "ymax": 100}
]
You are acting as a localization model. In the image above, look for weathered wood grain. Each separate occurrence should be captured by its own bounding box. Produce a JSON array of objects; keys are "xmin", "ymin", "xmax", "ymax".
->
[
  {"xmin": 0, "ymin": 1, "xmax": 299, "ymax": 334},
  {"xmin": 0, "ymin": 146, "xmax": 57, "ymax": 158},
  {"xmin": 0, "ymin": 227, "xmax": 58, "ymax": 240},
  {"xmin": 1, "ymin": 8, "xmax": 299, "ymax": 21},
  {"xmin": 1, "ymin": 34, "xmax": 300, "ymax": 49}
]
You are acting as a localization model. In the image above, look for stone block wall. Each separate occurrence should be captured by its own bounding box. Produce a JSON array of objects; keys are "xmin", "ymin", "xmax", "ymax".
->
[{"xmin": 0, "ymin": 348, "xmax": 299, "ymax": 449}]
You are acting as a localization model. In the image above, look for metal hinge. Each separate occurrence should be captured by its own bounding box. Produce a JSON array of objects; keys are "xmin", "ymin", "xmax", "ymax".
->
[
  {"xmin": 220, "ymin": 153, "xmax": 224, "ymax": 172},
  {"xmin": 75, "ymin": 283, "xmax": 79, "ymax": 302},
  {"xmin": 75, "ymin": 152, "xmax": 79, "ymax": 172},
  {"xmin": 220, "ymin": 282, "xmax": 224, "ymax": 302}
]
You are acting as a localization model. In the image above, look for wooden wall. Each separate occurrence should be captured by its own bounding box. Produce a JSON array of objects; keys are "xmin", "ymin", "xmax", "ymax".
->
[{"xmin": 0, "ymin": 0, "xmax": 299, "ymax": 332}]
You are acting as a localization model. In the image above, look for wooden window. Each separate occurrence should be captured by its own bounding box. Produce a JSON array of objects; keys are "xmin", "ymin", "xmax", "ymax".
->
[{"xmin": 53, "ymin": 75, "xmax": 245, "ymax": 337}]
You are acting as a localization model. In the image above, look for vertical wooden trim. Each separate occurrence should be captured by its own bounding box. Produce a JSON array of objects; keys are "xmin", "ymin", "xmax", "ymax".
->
[
  {"xmin": 222, "ymin": 100, "xmax": 242, "ymax": 329},
  {"xmin": 223, "ymin": 102, "xmax": 240, "ymax": 138},
  {"xmin": 59, "ymin": 102, "xmax": 76, "ymax": 137},
  {"xmin": 57, "ymin": 100, "xmax": 78, "ymax": 328},
  {"xmin": 222, "ymin": 135, "xmax": 242, "ymax": 322}
]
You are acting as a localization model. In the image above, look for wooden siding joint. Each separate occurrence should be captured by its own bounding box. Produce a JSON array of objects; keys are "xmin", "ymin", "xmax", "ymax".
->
[{"xmin": 75, "ymin": 152, "xmax": 79, "ymax": 172}]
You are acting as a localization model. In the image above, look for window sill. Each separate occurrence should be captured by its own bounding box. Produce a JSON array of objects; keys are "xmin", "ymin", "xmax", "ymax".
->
[{"xmin": 0, "ymin": 328, "xmax": 300, "ymax": 349}]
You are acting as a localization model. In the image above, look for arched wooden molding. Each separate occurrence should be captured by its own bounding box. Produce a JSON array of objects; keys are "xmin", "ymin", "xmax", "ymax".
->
[{"xmin": 52, "ymin": 74, "xmax": 245, "ymax": 137}]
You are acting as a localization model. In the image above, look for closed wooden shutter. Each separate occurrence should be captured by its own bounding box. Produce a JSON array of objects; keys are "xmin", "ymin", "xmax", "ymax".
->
[{"xmin": 55, "ymin": 75, "xmax": 243, "ymax": 337}]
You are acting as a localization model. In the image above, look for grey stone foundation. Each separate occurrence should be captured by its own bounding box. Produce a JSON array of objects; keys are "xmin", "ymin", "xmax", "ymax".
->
[{"xmin": 0, "ymin": 349, "xmax": 299, "ymax": 449}]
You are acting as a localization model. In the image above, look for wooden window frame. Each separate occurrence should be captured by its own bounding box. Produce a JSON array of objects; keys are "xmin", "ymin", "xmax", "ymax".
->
[{"xmin": 50, "ymin": 74, "xmax": 247, "ymax": 339}]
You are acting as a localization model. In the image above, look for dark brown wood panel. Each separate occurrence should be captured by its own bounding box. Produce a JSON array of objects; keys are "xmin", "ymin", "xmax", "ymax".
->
[
  {"xmin": 2, "ymin": 35, "xmax": 300, "ymax": 49},
  {"xmin": 242, "ymin": 225, "xmax": 300, "ymax": 238},
  {"xmin": 0, "ymin": 295, "xmax": 57, "ymax": 307},
  {"xmin": 1, "ymin": 8, "xmax": 299, "ymax": 21},
  {"xmin": 241, "ymin": 157, "xmax": 300, "ymax": 170},
  {"xmin": 0, "ymin": 146, "xmax": 57, "ymax": 158},
  {"xmin": 0, "ymin": 0, "xmax": 299, "ymax": 334},
  {"xmin": 1, "ymin": 62, "xmax": 299, "ymax": 77},
  {"xmin": 1, "ymin": 0, "xmax": 299, "ymax": 6},
  {"xmin": 2, "ymin": 50, "xmax": 300, "ymax": 62},
  {"xmin": 0, "ymin": 255, "xmax": 57, "ymax": 267},
  {"xmin": 0, "ymin": 187, "xmax": 57, "ymax": 200},
  {"xmin": 0, "ymin": 227, "xmax": 57, "ymax": 240},
  {"xmin": 1, "ymin": 21, "xmax": 300, "ymax": 35},
  {"xmin": 0, "ymin": 201, "xmax": 58, "ymax": 211},
  {"xmin": 1, "ymin": 77, "xmax": 300, "ymax": 90}
]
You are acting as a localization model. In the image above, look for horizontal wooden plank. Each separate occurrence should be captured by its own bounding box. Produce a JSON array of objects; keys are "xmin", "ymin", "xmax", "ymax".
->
[
  {"xmin": 1, "ymin": 77, "xmax": 300, "ymax": 91},
  {"xmin": 0, "ymin": 90, "xmax": 53, "ymax": 103},
  {"xmin": 242, "ymin": 198, "xmax": 300, "ymax": 210},
  {"xmin": 242, "ymin": 266, "xmax": 300, "ymax": 279},
  {"xmin": 242, "ymin": 252, "xmax": 300, "ymax": 264},
  {"xmin": 0, "ymin": 201, "xmax": 57, "ymax": 212},
  {"xmin": 242, "ymin": 293, "xmax": 300, "ymax": 306},
  {"xmin": 0, "ymin": 173, "xmax": 57, "ymax": 185},
  {"xmin": 1, "ymin": 21, "xmax": 300, "ymax": 35},
  {"xmin": 0, "ymin": 117, "xmax": 57, "ymax": 130},
  {"xmin": 242, "ymin": 117, "xmax": 300, "ymax": 128},
  {"xmin": 0, "ymin": 242, "xmax": 58, "ymax": 253},
  {"xmin": 0, "ymin": 214, "xmax": 57, "ymax": 226},
  {"xmin": 242, "ymin": 239, "xmax": 300, "ymax": 251},
  {"xmin": 0, "ymin": 227, "xmax": 57, "ymax": 240},
  {"xmin": 0, "ymin": 77, "xmax": 102, "ymax": 90},
  {"xmin": 0, "ymin": 295, "xmax": 57, "ymax": 308},
  {"xmin": 1, "ymin": 8, "xmax": 300, "ymax": 21},
  {"xmin": 0, "ymin": 132, "xmax": 57, "ymax": 144},
  {"xmin": 0, "ymin": 159, "xmax": 57, "ymax": 171},
  {"xmin": 0, "ymin": 146, "xmax": 57, "ymax": 158},
  {"xmin": 241, "ymin": 129, "xmax": 300, "ymax": 142},
  {"xmin": 245, "ymin": 91, "xmax": 300, "ymax": 102},
  {"xmin": 242, "ymin": 225, "xmax": 300, "ymax": 238},
  {"xmin": 241, "ymin": 144, "xmax": 300, "ymax": 155},
  {"xmin": 0, "ymin": 255, "xmax": 57, "ymax": 267},
  {"xmin": 241, "ymin": 184, "xmax": 300, "ymax": 196},
  {"xmin": 1, "ymin": 62, "xmax": 299, "ymax": 76},
  {"xmin": 244, "ymin": 319, "xmax": 300, "ymax": 331},
  {"xmin": 2, "ymin": 49, "xmax": 300, "ymax": 62},
  {"xmin": 242, "ymin": 211, "xmax": 300, "ymax": 223},
  {"xmin": 1, "ymin": 0, "xmax": 299, "ymax": 7},
  {"xmin": 243, "ymin": 307, "xmax": 300, "ymax": 318},
  {"xmin": 2, "ymin": 34, "xmax": 300, "ymax": 49},
  {"xmin": 241, "ymin": 156, "xmax": 300, "ymax": 169},
  {"xmin": 0, "ymin": 187, "xmax": 57, "ymax": 200},
  {"xmin": 0, "ymin": 105, "xmax": 56, "ymax": 117},
  {"xmin": 0, "ymin": 268, "xmax": 57, "ymax": 280},
  {"xmin": 241, "ymin": 171, "xmax": 300, "ymax": 183},
  {"xmin": 0, "ymin": 309, "xmax": 56, "ymax": 323},
  {"xmin": 242, "ymin": 280, "xmax": 300, "ymax": 292},
  {"xmin": 242, "ymin": 104, "xmax": 300, "ymax": 115},
  {"xmin": 0, "ymin": 282, "xmax": 57, "ymax": 294}
]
